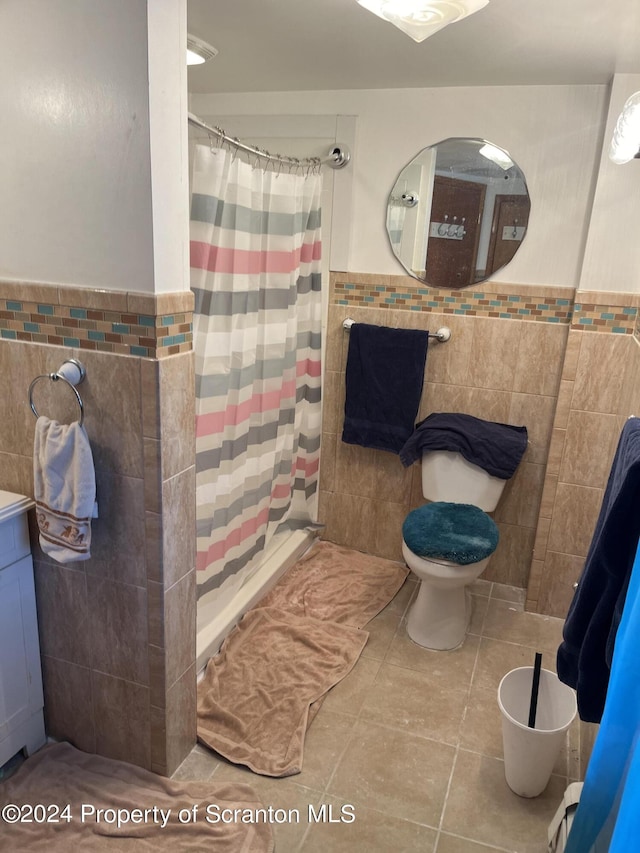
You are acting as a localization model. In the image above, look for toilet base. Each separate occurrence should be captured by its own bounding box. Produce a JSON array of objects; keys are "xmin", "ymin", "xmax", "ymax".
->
[{"xmin": 406, "ymin": 580, "xmax": 471, "ymax": 650}]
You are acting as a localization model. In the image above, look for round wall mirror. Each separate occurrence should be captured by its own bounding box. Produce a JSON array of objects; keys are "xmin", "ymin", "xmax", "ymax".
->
[{"xmin": 386, "ymin": 138, "xmax": 531, "ymax": 289}]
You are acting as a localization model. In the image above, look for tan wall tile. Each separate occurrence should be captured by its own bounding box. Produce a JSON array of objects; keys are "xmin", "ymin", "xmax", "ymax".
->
[
  {"xmin": 162, "ymin": 466, "xmax": 196, "ymax": 589},
  {"xmin": 92, "ymin": 672, "xmax": 151, "ymax": 770},
  {"xmin": 513, "ymin": 322, "xmax": 568, "ymax": 397},
  {"xmin": 319, "ymin": 432, "xmax": 337, "ymax": 493},
  {"xmin": 321, "ymin": 492, "xmax": 378, "ymax": 554},
  {"xmin": 164, "ymin": 664, "xmax": 197, "ymax": 776},
  {"xmin": 86, "ymin": 576, "xmax": 149, "ymax": 684},
  {"xmin": 537, "ymin": 551, "xmax": 585, "ymax": 618},
  {"xmin": 467, "ymin": 318, "xmax": 522, "ymax": 391},
  {"xmin": 484, "ymin": 523, "xmax": 535, "ymax": 588},
  {"xmin": 539, "ymin": 472, "xmax": 559, "ymax": 519},
  {"xmin": 561, "ymin": 331, "xmax": 582, "ymax": 381},
  {"xmin": 159, "ymin": 351, "xmax": 195, "ymax": 480},
  {"xmin": 572, "ymin": 333, "xmax": 630, "ymax": 414},
  {"xmin": 525, "ymin": 558, "xmax": 546, "ymax": 609},
  {"xmin": 424, "ymin": 382, "xmax": 512, "ymax": 423},
  {"xmin": 508, "ymin": 394, "xmax": 556, "ymax": 465},
  {"xmin": 532, "ymin": 516, "xmax": 551, "ymax": 562},
  {"xmin": 559, "ymin": 410, "xmax": 620, "ymax": 489},
  {"xmin": 165, "ymin": 570, "xmax": 196, "ymax": 688},
  {"xmin": 372, "ymin": 500, "xmax": 409, "ymax": 562},
  {"xmin": 554, "ymin": 380, "xmax": 574, "ymax": 429},
  {"xmin": 141, "ymin": 358, "xmax": 160, "ymax": 439},
  {"xmin": 321, "ymin": 370, "xmax": 342, "ymax": 434},
  {"xmin": 80, "ymin": 350, "xmax": 144, "ymax": 478},
  {"xmin": 617, "ymin": 339, "xmax": 640, "ymax": 418},
  {"xmin": 33, "ymin": 561, "xmax": 90, "ymax": 666},
  {"xmin": 547, "ymin": 483, "xmax": 604, "ymax": 558},
  {"xmin": 546, "ymin": 428, "xmax": 567, "ymax": 476},
  {"xmin": 494, "ymin": 462, "xmax": 545, "ymax": 528},
  {"xmin": 422, "ymin": 314, "xmax": 474, "ymax": 387},
  {"xmin": 325, "ymin": 305, "xmax": 348, "ymax": 372},
  {"xmin": 40, "ymin": 656, "xmax": 96, "ymax": 754}
]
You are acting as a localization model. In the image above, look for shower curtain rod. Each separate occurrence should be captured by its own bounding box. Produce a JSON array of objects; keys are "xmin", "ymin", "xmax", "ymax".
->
[{"xmin": 188, "ymin": 111, "xmax": 351, "ymax": 171}]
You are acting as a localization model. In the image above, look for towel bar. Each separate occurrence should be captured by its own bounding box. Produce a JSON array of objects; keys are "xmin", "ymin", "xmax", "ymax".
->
[
  {"xmin": 342, "ymin": 317, "xmax": 451, "ymax": 343},
  {"xmin": 28, "ymin": 359, "xmax": 86, "ymax": 427}
]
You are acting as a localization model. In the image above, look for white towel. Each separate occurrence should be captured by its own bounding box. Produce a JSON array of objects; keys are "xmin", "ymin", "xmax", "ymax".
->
[{"xmin": 33, "ymin": 416, "xmax": 96, "ymax": 563}]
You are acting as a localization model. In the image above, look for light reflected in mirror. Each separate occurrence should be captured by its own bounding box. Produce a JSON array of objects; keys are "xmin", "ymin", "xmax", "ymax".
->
[{"xmin": 386, "ymin": 138, "xmax": 530, "ymax": 289}]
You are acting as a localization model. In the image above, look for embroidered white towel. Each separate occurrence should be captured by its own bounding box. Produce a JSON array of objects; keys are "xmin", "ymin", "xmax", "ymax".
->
[{"xmin": 33, "ymin": 416, "xmax": 96, "ymax": 563}]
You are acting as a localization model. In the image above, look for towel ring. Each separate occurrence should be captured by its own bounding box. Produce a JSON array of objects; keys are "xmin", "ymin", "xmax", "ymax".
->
[{"xmin": 28, "ymin": 359, "xmax": 86, "ymax": 427}]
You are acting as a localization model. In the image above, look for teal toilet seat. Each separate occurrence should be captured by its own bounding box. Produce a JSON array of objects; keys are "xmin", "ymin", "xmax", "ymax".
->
[{"xmin": 402, "ymin": 501, "xmax": 499, "ymax": 565}]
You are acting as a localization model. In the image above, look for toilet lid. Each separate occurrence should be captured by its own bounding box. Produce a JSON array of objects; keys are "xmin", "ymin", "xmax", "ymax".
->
[{"xmin": 402, "ymin": 501, "xmax": 499, "ymax": 565}]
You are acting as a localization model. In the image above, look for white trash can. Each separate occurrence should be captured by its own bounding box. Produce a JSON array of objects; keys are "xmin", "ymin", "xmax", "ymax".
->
[{"xmin": 498, "ymin": 667, "xmax": 577, "ymax": 798}]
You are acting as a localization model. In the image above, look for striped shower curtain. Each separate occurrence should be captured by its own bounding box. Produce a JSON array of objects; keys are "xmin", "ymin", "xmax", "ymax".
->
[{"xmin": 190, "ymin": 144, "xmax": 322, "ymax": 610}]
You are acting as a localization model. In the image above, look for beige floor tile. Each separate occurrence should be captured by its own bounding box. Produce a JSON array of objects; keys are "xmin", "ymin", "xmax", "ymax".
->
[
  {"xmin": 171, "ymin": 743, "xmax": 220, "ymax": 781},
  {"xmin": 327, "ymin": 720, "xmax": 455, "ymax": 825},
  {"xmin": 361, "ymin": 609, "xmax": 402, "ymax": 661},
  {"xmin": 468, "ymin": 594, "xmax": 489, "ymax": 636},
  {"xmin": 222, "ymin": 774, "xmax": 323, "ymax": 853},
  {"xmin": 437, "ymin": 833, "xmax": 512, "ymax": 852},
  {"xmin": 212, "ymin": 710, "xmax": 355, "ymax": 793},
  {"xmin": 473, "ymin": 638, "xmax": 557, "ymax": 694},
  {"xmin": 360, "ymin": 662, "xmax": 468, "ymax": 745},
  {"xmin": 386, "ymin": 627, "xmax": 480, "ymax": 687},
  {"xmin": 459, "ymin": 684, "xmax": 504, "ymax": 759},
  {"xmin": 482, "ymin": 599, "xmax": 564, "ymax": 656},
  {"xmin": 491, "ymin": 583, "xmax": 527, "ymax": 605},
  {"xmin": 321, "ymin": 656, "xmax": 382, "ymax": 716},
  {"xmin": 460, "ymin": 684, "xmax": 569, "ymax": 776},
  {"xmin": 301, "ymin": 797, "xmax": 438, "ymax": 852},
  {"xmin": 379, "ymin": 576, "xmax": 417, "ymax": 617},
  {"xmin": 470, "ymin": 579, "xmax": 492, "ymax": 597},
  {"xmin": 295, "ymin": 711, "xmax": 358, "ymax": 790},
  {"xmin": 441, "ymin": 750, "xmax": 566, "ymax": 853}
]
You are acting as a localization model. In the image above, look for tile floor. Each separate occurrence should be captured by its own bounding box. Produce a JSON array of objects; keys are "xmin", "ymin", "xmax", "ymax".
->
[{"xmin": 175, "ymin": 577, "xmax": 577, "ymax": 853}]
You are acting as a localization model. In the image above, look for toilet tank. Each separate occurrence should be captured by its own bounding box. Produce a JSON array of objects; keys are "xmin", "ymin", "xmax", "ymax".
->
[{"xmin": 421, "ymin": 450, "xmax": 507, "ymax": 512}]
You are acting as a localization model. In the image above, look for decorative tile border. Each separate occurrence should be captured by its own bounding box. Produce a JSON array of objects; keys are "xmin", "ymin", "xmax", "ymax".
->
[
  {"xmin": 331, "ymin": 274, "xmax": 574, "ymax": 324},
  {"xmin": 0, "ymin": 286, "xmax": 193, "ymax": 358},
  {"xmin": 572, "ymin": 302, "xmax": 637, "ymax": 335}
]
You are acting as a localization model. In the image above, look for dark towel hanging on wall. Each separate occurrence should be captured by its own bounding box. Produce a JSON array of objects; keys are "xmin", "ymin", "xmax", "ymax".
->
[
  {"xmin": 557, "ymin": 417, "xmax": 640, "ymax": 723},
  {"xmin": 341, "ymin": 323, "xmax": 429, "ymax": 454}
]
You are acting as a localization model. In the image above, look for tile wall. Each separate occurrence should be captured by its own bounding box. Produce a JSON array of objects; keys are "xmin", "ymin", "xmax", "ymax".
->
[
  {"xmin": 527, "ymin": 290, "xmax": 640, "ymax": 617},
  {"xmin": 0, "ymin": 279, "xmax": 196, "ymax": 776},
  {"xmin": 319, "ymin": 272, "xmax": 572, "ymax": 589}
]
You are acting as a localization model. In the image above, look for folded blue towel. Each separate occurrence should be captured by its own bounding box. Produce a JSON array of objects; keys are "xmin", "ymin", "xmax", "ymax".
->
[
  {"xmin": 399, "ymin": 412, "xmax": 528, "ymax": 479},
  {"xmin": 557, "ymin": 417, "xmax": 640, "ymax": 723},
  {"xmin": 341, "ymin": 323, "xmax": 429, "ymax": 454}
]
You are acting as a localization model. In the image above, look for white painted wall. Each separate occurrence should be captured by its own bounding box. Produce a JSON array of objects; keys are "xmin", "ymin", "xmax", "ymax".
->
[
  {"xmin": 0, "ymin": 0, "xmax": 189, "ymax": 294},
  {"xmin": 579, "ymin": 74, "xmax": 640, "ymax": 293},
  {"xmin": 192, "ymin": 84, "xmax": 607, "ymax": 288}
]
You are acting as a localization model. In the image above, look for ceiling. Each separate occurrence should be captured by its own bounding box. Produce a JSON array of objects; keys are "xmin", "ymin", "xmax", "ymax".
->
[{"xmin": 187, "ymin": 0, "xmax": 640, "ymax": 95}]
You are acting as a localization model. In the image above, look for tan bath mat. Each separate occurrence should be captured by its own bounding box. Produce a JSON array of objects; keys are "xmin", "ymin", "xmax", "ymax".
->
[
  {"xmin": 258, "ymin": 539, "xmax": 409, "ymax": 628},
  {"xmin": 197, "ymin": 607, "xmax": 368, "ymax": 777},
  {"xmin": 0, "ymin": 741, "xmax": 273, "ymax": 851}
]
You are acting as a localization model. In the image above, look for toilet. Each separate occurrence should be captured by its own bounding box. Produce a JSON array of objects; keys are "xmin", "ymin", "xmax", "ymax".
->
[{"xmin": 402, "ymin": 449, "xmax": 507, "ymax": 650}]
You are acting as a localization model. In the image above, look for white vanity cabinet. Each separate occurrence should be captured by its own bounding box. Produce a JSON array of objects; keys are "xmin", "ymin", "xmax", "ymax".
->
[{"xmin": 0, "ymin": 490, "xmax": 46, "ymax": 768}]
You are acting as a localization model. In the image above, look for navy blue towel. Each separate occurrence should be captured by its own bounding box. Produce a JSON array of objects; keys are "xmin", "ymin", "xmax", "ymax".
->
[
  {"xmin": 398, "ymin": 412, "xmax": 528, "ymax": 478},
  {"xmin": 341, "ymin": 323, "xmax": 429, "ymax": 454},
  {"xmin": 557, "ymin": 418, "xmax": 640, "ymax": 723}
]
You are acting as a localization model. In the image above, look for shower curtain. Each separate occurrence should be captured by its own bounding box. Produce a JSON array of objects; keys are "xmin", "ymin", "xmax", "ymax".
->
[{"xmin": 190, "ymin": 144, "xmax": 322, "ymax": 612}]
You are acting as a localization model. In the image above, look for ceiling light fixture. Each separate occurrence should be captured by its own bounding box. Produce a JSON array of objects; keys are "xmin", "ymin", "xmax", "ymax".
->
[
  {"xmin": 356, "ymin": 0, "xmax": 489, "ymax": 43},
  {"xmin": 609, "ymin": 91, "xmax": 640, "ymax": 165},
  {"xmin": 187, "ymin": 34, "xmax": 218, "ymax": 66}
]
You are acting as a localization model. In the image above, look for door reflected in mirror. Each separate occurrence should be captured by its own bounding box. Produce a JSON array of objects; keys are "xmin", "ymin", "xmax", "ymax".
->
[{"xmin": 386, "ymin": 138, "xmax": 530, "ymax": 289}]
